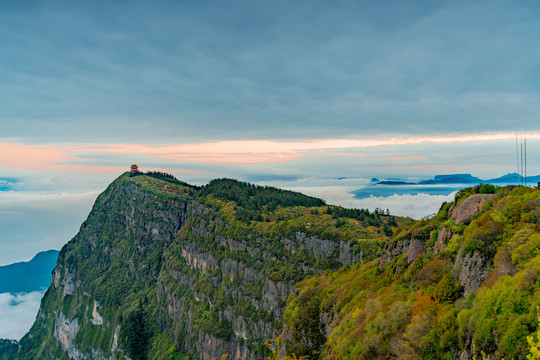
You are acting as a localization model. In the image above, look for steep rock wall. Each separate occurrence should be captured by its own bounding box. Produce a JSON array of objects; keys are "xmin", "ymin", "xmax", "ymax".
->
[
  {"xmin": 15, "ymin": 174, "xmax": 376, "ymax": 360},
  {"xmin": 17, "ymin": 174, "xmax": 190, "ymax": 360}
]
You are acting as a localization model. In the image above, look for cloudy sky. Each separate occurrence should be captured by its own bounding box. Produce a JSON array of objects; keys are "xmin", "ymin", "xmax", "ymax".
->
[
  {"xmin": 1, "ymin": 0, "xmax": 540, "ymax": 265},
  {"xmin": 0, "ymin": 291, "xmax": 45, "ymax": 339}
]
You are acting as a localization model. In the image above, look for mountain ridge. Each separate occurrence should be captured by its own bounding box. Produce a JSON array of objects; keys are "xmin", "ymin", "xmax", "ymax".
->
[
  {"xmin": 0, "ymin": 249, "xmax": 59, "ymax": 294},
  {"xmin": 1, "ymin": 173, "xmax": 538, "ymax": 360},
  {"xmin": 4, "ymin": 172, "xmax": 401, "ymax": 360},
  {"xmin": 373, "ymin": 172, "xmax": 540, "ymax": 186}
]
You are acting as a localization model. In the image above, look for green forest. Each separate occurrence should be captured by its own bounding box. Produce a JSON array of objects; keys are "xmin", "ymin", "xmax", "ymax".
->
[{"xmin": 1, "ymin": 173, "xmax": 538, "ymax": 360}]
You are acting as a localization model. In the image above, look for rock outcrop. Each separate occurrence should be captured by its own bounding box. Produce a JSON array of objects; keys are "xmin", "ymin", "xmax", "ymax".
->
[
  {"xmin": 453, "ymin": 250, "xmax": 489, "ymax": 296},
  {"xmin": 449, "ymin": 194, "xmax": 495, "ymax": 225},
  {"xmin": 379, "ymin": 227, "xmax": 430, "ymax": 266}
]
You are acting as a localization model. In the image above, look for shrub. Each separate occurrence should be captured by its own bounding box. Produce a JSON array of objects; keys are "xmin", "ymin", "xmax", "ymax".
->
[{"xmin": 432, "ymin": 275, "xmax": 462, "ymax": 304}]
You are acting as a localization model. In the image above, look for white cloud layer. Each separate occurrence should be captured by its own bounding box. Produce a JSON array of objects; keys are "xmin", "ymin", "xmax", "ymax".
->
[
  {"xmin": 0, "ymin": 291, "xmax": 44, "ymax": 340},
  {"xmin": 289, "ymin": 185, "xmax": 456, "ymax": 219},
  {"xmin": 347, "ymin": 192, "xmax": 456, "ymax": 219}
]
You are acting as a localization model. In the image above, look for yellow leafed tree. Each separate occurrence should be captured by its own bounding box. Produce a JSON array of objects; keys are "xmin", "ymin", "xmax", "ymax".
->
[{"xmin": 527, "ymin": 307, "xmax": 540, "ymax": 360}]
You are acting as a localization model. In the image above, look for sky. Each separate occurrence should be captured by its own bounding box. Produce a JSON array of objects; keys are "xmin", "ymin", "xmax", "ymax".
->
[{"xmin": 1, "ymin": 0, "xmax": 540, "ymax": 266}]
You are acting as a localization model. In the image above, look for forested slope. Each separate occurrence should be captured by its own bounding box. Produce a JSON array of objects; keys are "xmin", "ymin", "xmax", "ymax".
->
[
  {"xmin": 6, "ymin": 172, "xmax": 401, "ymax": 360},
  {"xmin": 283, "ymin": 185, "xmax": 540, "ymax": 360}
]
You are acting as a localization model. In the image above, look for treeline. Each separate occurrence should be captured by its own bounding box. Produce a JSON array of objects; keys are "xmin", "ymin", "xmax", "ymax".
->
[
  {"xmin": 119, "ymin": 303, "xmax": 150, "ymax": 360},
  {"xmin": 130, "ymin": 170, "xmax": 201, "ymax": 189},
  {"xmin": 326, "ymin": 205, "xmax": 397, "ymax": 229},
  {"xmin": 131, "ymin": 173, "xmax": 397, "ymax": 229},
  {"xmin": 199, "ymin": 178, "xmax": 325, "ymax": 222},
  {"xmin": 0, "ymin": 340, "xmax": 18, "ymax": 360}
]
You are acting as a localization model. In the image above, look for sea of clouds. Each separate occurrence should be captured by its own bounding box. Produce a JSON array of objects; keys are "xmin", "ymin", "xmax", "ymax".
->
[
  {"xmin": 0, "ymin": 291, "xmax": 45, "ymax": 340},
  {"xmin": 283, "ymin": 182, "xmax": 456, "ymax": 219}
]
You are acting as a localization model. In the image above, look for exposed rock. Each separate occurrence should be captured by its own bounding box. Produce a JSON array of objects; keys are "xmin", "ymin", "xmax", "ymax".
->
[
  {"xmin": 380, "ymin": 236, "xmax": 426, "ymax": 266},
  {"xmin": 434, "ymin": 226, "xmax": 453, "ymax": 255},
  {"xmin": 449, "ymin": 194, "xmax": 495, "ymax": 225},
  {"xmin": 407, "ymin": 238, "xmax": 424, "ymax": 264},
  {"xmin": 62, "ymin": 270, "xmax": 75, "ymax": 297},
  {"xmin": 181, "ymin": 243, "xmax": 216, "ymax": 273},
  {"xmin": 91, "ymin": 300, "xmax": 103, "ymax": 326},
  {"xmin": 296, "ymin": 233, "xmax": 334, "ymax": 258},
  {"xmin": 54, "ymin": 313, "xmax": 81, "ymax": 359},
  {"xmin": 53, "ymin": 266, "xmax": 62, "ymax": 288},
  {"xmin": 454, "ymin": 250, "xmax": 489, "ymax": 296},
  {"xmin": 111, "ymin": 325, "xmax": 120, "ymax": 353},
  {"xmin": 379, "ymin": 239, "xmax": 407, "ymax": 266}
]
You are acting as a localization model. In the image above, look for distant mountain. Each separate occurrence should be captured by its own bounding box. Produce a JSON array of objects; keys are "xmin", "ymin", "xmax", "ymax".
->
[
  {"xmin": 0, "ymin": 250, "xmax": 59, "ymax": 294},
  {"xmin": 372, "ymin": 173, "xmax": 540, "ymax": 186},
  {"xmin": 487, "ymin": 172, "xmax": 522, "ymax": 183},
  {"xmin": 434, "ymin": 174, "xmax": 481, "ymax": 182},
  {"xmin": 418, "ymin": 174, "xmax": 482, "ymax": 185},
  {"xmin": 375, "ymin": 180, "xmax": 413, "ymax": 185},
  {"xmin": 487, "ymin": 172, "xmax": 540, "ymax": 184}
]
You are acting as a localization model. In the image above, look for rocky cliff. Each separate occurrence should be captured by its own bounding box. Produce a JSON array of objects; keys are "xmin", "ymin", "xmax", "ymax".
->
[{"xmin": 7, "ymin": 173, "xmax": 399, "ymax": 360}]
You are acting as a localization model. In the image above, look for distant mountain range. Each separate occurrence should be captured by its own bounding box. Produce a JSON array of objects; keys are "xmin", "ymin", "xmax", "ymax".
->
[
  {"xmin": 0, "ymin": 250, "xmax": 59, "ymax": 294},
  {"xmin": 372, "ymin": 173, "xmax": 540, "ymax": 186}
]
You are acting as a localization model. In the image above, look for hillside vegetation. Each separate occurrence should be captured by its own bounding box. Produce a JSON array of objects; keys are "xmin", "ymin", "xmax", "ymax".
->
[
  {"xmin": 2, "ymin": 172, "xmax": 537, "ymax": 360},
  {"xmin": 283, "ymin": 185, "xmax": 540, "ymax": 360},
  {"xmin": 6, "ymin": 173, "xmax": 402, "ymax": 360}
]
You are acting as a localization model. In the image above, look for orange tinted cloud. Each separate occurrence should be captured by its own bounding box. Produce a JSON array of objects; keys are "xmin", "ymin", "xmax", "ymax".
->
[
  {"xmin": 160, "ymin": 152, "xmax": 301, "ymax": 164},
  {"xmin": 329, "ymin": 152, "xmax": 367, "ymax": 157},
  {"xmin": 83, "ymin": 131, "xmax": 540, "ymax": 158},
  {"xmin": 0, "ymin": 143, "xmax": 122, "ymax": 173},
  {"xmin": 1, "ymin": 131, "xmax": 538, "ymax": 171},
  {"xmin": 389, "ymin": 156, "xmax": 425, "ymax": 161},
  {"xmin": 0, "ymin": 143, "xmax": 67, "ymax": 170}
]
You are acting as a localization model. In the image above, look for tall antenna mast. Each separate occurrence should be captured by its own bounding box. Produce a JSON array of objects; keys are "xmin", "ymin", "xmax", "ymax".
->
[
  {"xmin": 524, "ymin": 130, "xmax": 527, "ymax": 186},
  {"xmin": 516, "ymin": 132, "xmax": 520, "ymax": 185},
  {"xmin": 521, "ymin": 140, "xmax": 523, "ymax": 186}
]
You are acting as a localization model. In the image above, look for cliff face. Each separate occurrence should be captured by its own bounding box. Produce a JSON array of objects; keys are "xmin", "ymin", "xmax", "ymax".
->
[
  {"xmin": 283, "ymin": 185, "xmax": 540, "ymax": 360},
  {"xmin": 11, "ymin": 173, "xmax": 398, "ymax": 360},
  {"xmin": 17, "ymin": 175, "xmax": 189, "ymax": 360}
]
